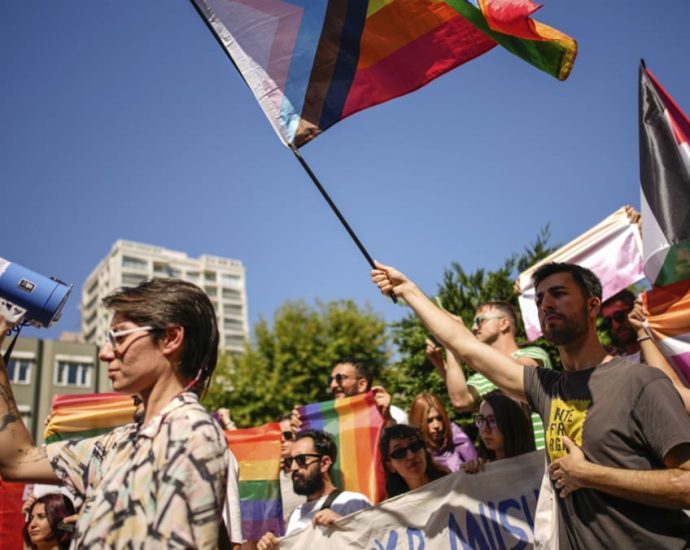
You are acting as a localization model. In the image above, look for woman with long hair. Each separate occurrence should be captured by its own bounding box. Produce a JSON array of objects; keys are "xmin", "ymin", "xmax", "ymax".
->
[
  {"xmin": 379, "ymin": 424, "xmax": 449, "ymax": 498},
  {"xmin": 463, "ymin": 390, "xmax": 535, "ymax": 473},
  {"xmin": 408, "ymin": 393, "xmax": 477, "ymax": 472},
  {"xmin": 23, "ymin": 493, "xmax": 75, "ymax": 550}
]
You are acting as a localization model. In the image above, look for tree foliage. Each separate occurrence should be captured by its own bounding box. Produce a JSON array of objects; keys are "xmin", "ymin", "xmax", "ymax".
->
[
  {"xmin": 203, "ymin": 299, "xmax": 389, "ymax": 427},
  {"xmin": 386, "ymin": 227, "xmax": 560, "ymax": 414}
]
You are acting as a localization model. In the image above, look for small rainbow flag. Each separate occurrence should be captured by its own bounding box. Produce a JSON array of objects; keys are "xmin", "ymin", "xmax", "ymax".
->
[
  {"xmin": 226, "ymin": 423, "xmax": 284, "ymax": 540},
  {"xmin": 191, "ymin": 0, "xmax": 576, "ymax": 147},
  {"xmin": 44, "ymin": 393, "xmax": 136, "ymax": 443},
  {"xmin": 299, "ymin": 392, "xmax": 385, "ymax": 503},
  {"xmin": 643, "ymin": 278, "xmax": 690, "ymax": 386}
]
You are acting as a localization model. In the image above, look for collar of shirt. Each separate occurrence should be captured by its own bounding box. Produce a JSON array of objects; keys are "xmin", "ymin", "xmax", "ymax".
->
[{"xmin": 137, "ymin": 392, "xmax": 200, "ymax": 440}]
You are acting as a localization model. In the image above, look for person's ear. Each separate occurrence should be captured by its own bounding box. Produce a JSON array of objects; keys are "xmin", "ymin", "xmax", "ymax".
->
[
  {"xmin": 357, "ymin": 377, "xmax": 368, "ymax": 394},
  {"xmin": 588, "ymin": 297, "xmax": 601, "ymax": 319},
  {"xmin": 320, "ymin": 455, "xmax": 332, "ymax": 474},
  {"xmin": 160, "ymin": 325, "xmax": 184, "ymax": 358}
]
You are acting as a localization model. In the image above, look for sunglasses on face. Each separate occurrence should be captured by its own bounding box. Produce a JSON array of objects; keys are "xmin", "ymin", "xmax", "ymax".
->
[
  {"xmin": 474, "ymin": 414, "xmax": 498, "ymax": 430},
  {"xmin": 389, "ymin": 440, "xmax": 424, "ymax": 460},
  {"xmin": 471, "ymin": 315, "xmax": 504, "ymax": 330},
  {"xmin": 327, "ymin": 373, "xmax": 356, "ymax": 386},
  {"xmin": 283, "ymin": 453, "xmax": 322, "ymax": 469},
  {"xmin": 282, "ymin": 431, "xmax": 295, "ymax": 442},
  {"xmin": 601, "ymin": 310, "xmax": 628, "ymax": 331},
  {"xmin": 105, "ymin": 326, "xmax": 154, "ymax": 349}
]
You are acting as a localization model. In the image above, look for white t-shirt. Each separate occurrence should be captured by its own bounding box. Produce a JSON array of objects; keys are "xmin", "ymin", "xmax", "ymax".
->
[{"xmin": 285, "ymin": 490, "xmax": 371, "ymax": 536}]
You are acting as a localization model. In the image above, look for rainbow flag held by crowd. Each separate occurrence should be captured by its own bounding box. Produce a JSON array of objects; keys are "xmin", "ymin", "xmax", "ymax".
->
[
  {"xmin": 298, "ymin": 391, "xmax": 385, "ymax": 503},
  {"xmin": 44, "ymin": 393, "xmax": 136, "ymax": 443},
  {"xmin": 643, "ymin": 278, "xmax": 690, "ymax": 387},
  {"xmin": 639, "ymin": 63, "xmax": 690, "ymax": 288},
  {"xmin": 191, "ymin": 0, "xmax": 577, "ymax": 147},
  {"xmin": 226, "ymin": 423, "xmax": 284, "ymax": 540}
]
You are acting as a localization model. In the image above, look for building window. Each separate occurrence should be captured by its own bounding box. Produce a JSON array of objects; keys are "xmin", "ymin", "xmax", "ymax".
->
[
  {"xmin": 6, "ymin": 357, "xmax": 33, "ymax": 384},
  {"xmin": 225, "ymin": 304, "xmax": 243, "ymax": 315},
  {"xmin": 55, "ymin": 360, "xmax": 93, "ymax": 388},
  {"xmin": 221, "ymin": 273, "xmax": 242, "ymax": 289},
  {"xmin": 223, "ymin": 318, "xmax": 243, "ymax": 330},
  {"xmin": 122, "ymin": 273, "xmax": 148, "ymax": 287},
  {"xmin": 122, "ymin": 256, "xmax": 148, "ymax": 271},
  {"xmin": 222, "ymin": 288, "xmax": 241, "ymax": 300}
]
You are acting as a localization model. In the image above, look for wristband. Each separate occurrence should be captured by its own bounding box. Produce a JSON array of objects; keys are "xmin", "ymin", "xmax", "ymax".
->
[{"xmin": 636, "ymin": 335, "xmax": 651, "ymax": 343}]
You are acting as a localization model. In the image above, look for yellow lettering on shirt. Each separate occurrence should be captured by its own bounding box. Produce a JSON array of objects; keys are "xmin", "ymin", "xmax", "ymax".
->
[{"xmin": 546, "ymin": 398, "xmax": 589, "ymax": 461}]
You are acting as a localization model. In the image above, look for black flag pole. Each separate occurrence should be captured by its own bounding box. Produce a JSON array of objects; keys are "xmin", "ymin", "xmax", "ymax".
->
[{"xmin": 289, "ymin": 144, "xmax": 397, "ymax": 304}]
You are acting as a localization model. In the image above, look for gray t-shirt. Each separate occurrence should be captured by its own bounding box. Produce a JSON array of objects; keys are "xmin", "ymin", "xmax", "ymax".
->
[{"xmin": 524, "ymin": 357, "xmax": 690, "ymax": 549}]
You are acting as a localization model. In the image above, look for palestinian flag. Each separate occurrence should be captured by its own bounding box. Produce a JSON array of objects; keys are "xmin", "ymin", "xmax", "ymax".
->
[{"xmin": 639, "ymin": 62, "xmax": 690, "ymax": 287}]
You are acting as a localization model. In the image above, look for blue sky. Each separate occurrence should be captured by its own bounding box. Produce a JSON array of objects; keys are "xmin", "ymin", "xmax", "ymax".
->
[{"xmin": 2, "ymin": 1, "xmax": 689, "ymax": 342}]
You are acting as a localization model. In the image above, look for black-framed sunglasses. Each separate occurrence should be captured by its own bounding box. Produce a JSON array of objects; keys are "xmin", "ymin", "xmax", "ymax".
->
[
  {"xmin": 327, "ymin": 373, "xmax": 356, "ymax": 386},
  {"xmin": 281, "ymin": 431, "xmax": 295, "ymax": 442},
  {"xmin": 389, "ymin": 440, "xmax": 424, "ymax": 460},
  {"xmin": 601, "ymin": 310, "xmax": 627, "ymax": 330},
  {"xmin": 283, "ymin": 453, "xmax": 322, "ymax": 469}
]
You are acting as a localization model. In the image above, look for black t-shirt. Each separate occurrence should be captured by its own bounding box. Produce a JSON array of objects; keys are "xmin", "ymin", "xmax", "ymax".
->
[{"xmin": 525, "ymin": 357, "xmax": 690, "ymax": 549}]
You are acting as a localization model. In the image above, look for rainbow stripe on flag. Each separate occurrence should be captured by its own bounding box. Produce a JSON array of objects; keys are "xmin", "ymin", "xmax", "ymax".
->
[
  {"xmin": 226, "ymin": 423, "xmax": 284, "ymax": 540},
  {"xmin": 643, "ymin": 279, "xmax": 690, "ymax": 387},
  {"xmin": 298, "ymin": 391, "xmax": 385, "ymax": 503},
  {"xmin": 191, "ymin": 0, "xmax": 576, "ymax": 146},
  {"xmin": 44, "ymin": 393, "xmax": 136, "ymax": 443}
]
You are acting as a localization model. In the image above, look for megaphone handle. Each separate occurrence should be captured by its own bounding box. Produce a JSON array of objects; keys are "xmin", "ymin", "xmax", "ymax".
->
[{"xmin": 2, "ymin": 325, "xmax": 22, "ymax": 365}]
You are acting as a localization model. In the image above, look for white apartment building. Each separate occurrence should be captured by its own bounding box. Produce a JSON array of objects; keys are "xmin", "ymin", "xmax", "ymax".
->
[{"xmin": 81, "ymin": 240, "xmax": 248, "ymax": 352}]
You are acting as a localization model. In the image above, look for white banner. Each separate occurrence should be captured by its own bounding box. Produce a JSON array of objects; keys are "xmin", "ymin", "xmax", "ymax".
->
[{"xmin": 280, "ymin": 451, "xmax": 546, "ymax": 549}]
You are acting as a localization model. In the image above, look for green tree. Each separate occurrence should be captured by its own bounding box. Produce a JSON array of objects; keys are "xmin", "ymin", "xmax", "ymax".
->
[
  {"xmin": 204, "ymin": 299, "xmax": 389, "ymax": 427},
  {"xmin": 386, "ymin": 227, "xmax": 560, "ymax": 413}
]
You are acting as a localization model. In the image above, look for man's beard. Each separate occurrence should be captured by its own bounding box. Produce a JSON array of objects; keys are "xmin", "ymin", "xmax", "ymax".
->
[
  {"xmin": 292, "ymin": 468, "xmax": 325, "ymax": 496},
  {"xmin": 543, "ymin": 310, "xmax": 588, "ymax": 346}
]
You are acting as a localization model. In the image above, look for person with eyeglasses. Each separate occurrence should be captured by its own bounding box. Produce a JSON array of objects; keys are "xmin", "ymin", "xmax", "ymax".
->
[
  {"xmin": 256, "ymin": 429, "xmax": 371, "ymax": 550},
  {"xmin": 426, "ymin": 300, "xmax": 552, "ymax": 450},
  {"xmin": 372, "ymin": 260, "xmax": 690, "ymax": 548},
  {"xmin": 601, "ymin": 289, "xmax": 690, "ymax": 415},
  {"xmin": 0, "ymin": 278, "xmax": 232, "ymax": 548},
  {"xmin": 379, "ymin": 424, "xmax": 449, "ymax": 498},
  {"xmin": 462, "ymin": 390, "xmax": 535, "ymax": 474},
  {"xmin": 327, "ymin": 356, "xmax": 408, "ymax": 425}
]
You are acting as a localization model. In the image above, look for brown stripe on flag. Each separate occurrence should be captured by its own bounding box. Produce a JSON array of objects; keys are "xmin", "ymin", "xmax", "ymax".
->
[{"xmin": 295, "ymin": 1, "xmax": 350, "ymax": 146}]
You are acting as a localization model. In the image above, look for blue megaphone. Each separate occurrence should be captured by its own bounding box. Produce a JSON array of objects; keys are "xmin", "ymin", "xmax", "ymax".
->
[{"xmin": 0, "ymin": 257, "xmax": 72, "ymax": 328}]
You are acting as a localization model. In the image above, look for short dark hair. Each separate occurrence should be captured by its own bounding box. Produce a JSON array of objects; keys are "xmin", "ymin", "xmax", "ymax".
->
[
  {"xmin": 478, "ymin": 300, "xmax": 519, "ymax": 336},
  {"xmin": 295, "ymin": 429, "xmax": 338, "ymax": 466},
  {"xmin": 479, "ymin": 391, "xmax": 535, "ymax": 460},
  {"xmin": 23, "ymin": 493, "xmax": 76, "ymax": 550},
  {"xmin": 378, "ymin": 424, "xmax": 449, "ymax": 498},
  {"xmin": 103, "ymin": 278, "xmax": 220, "ymax": 396},
  {"xmin": 532, "ymin": 262, "xmax": 602, "ymax": 300},
  {"xmin": 601, "ymin": 288, "xmax": 636, "ymax": 310},
  {"xmin": 332, "ymin": 356, "xmax": 373, "ymax": 390}
]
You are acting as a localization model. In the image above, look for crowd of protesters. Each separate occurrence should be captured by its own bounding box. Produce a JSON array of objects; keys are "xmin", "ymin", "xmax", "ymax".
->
[{"xmin": 1, "ymin": 260, "xmax": 689, "ymax": 548}]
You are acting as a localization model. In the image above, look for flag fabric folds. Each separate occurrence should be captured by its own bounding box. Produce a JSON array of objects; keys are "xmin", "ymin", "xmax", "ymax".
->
[
  {"xmin": 639, "ymin": 63, "xmax": 690, "ymax": 288},
  {"xmin": 642, "ymin": 279, "xmax": 690, "ymax": 386},
  {"xmin": 191, "ymin": 0, "xmax": 577, "ymax": 147},
  {"xmin": 44, "ymin": 393, "xmax": 136, "ymax": 443},
  {"xmin": 298, "ymin": 391, "xmax": 385, "ymax": 503},
  {"xmin": 225, "ymin": 423, "xmax": 285, "ymax": 540},
  {"xmin": 517, "ymin": 207, "xmax": 645, "ymax": 341}
]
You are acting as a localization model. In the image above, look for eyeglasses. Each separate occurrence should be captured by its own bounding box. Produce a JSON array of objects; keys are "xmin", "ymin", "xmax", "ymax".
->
[
  {"xmin": 104, "ymin": 326, "xmax": 154, "ymax": 349},
  {"xmin": 389, "ymin": 440, "xmax": 424, "ymax": 460},
  {"xmin": 601, "ymin": 311, "xmax": 628, "ymax": 331},
  {"xmin": 474, "ymin": 414, "xmax": 498, "ymax": 430},
  {"xmin": 471, "ymin": 315, "xmax": 504, "ymax": 330},
  {"xmin": 283, "ymin": 453, "xmax": 322, "ymax": 469},
  {"xmin": 282, "ymin": 431, "xmax": 295, "ymax": 442},
  {"xmin": 327, "ymin": 373, "xmax": 356, "ymax": 386}
]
